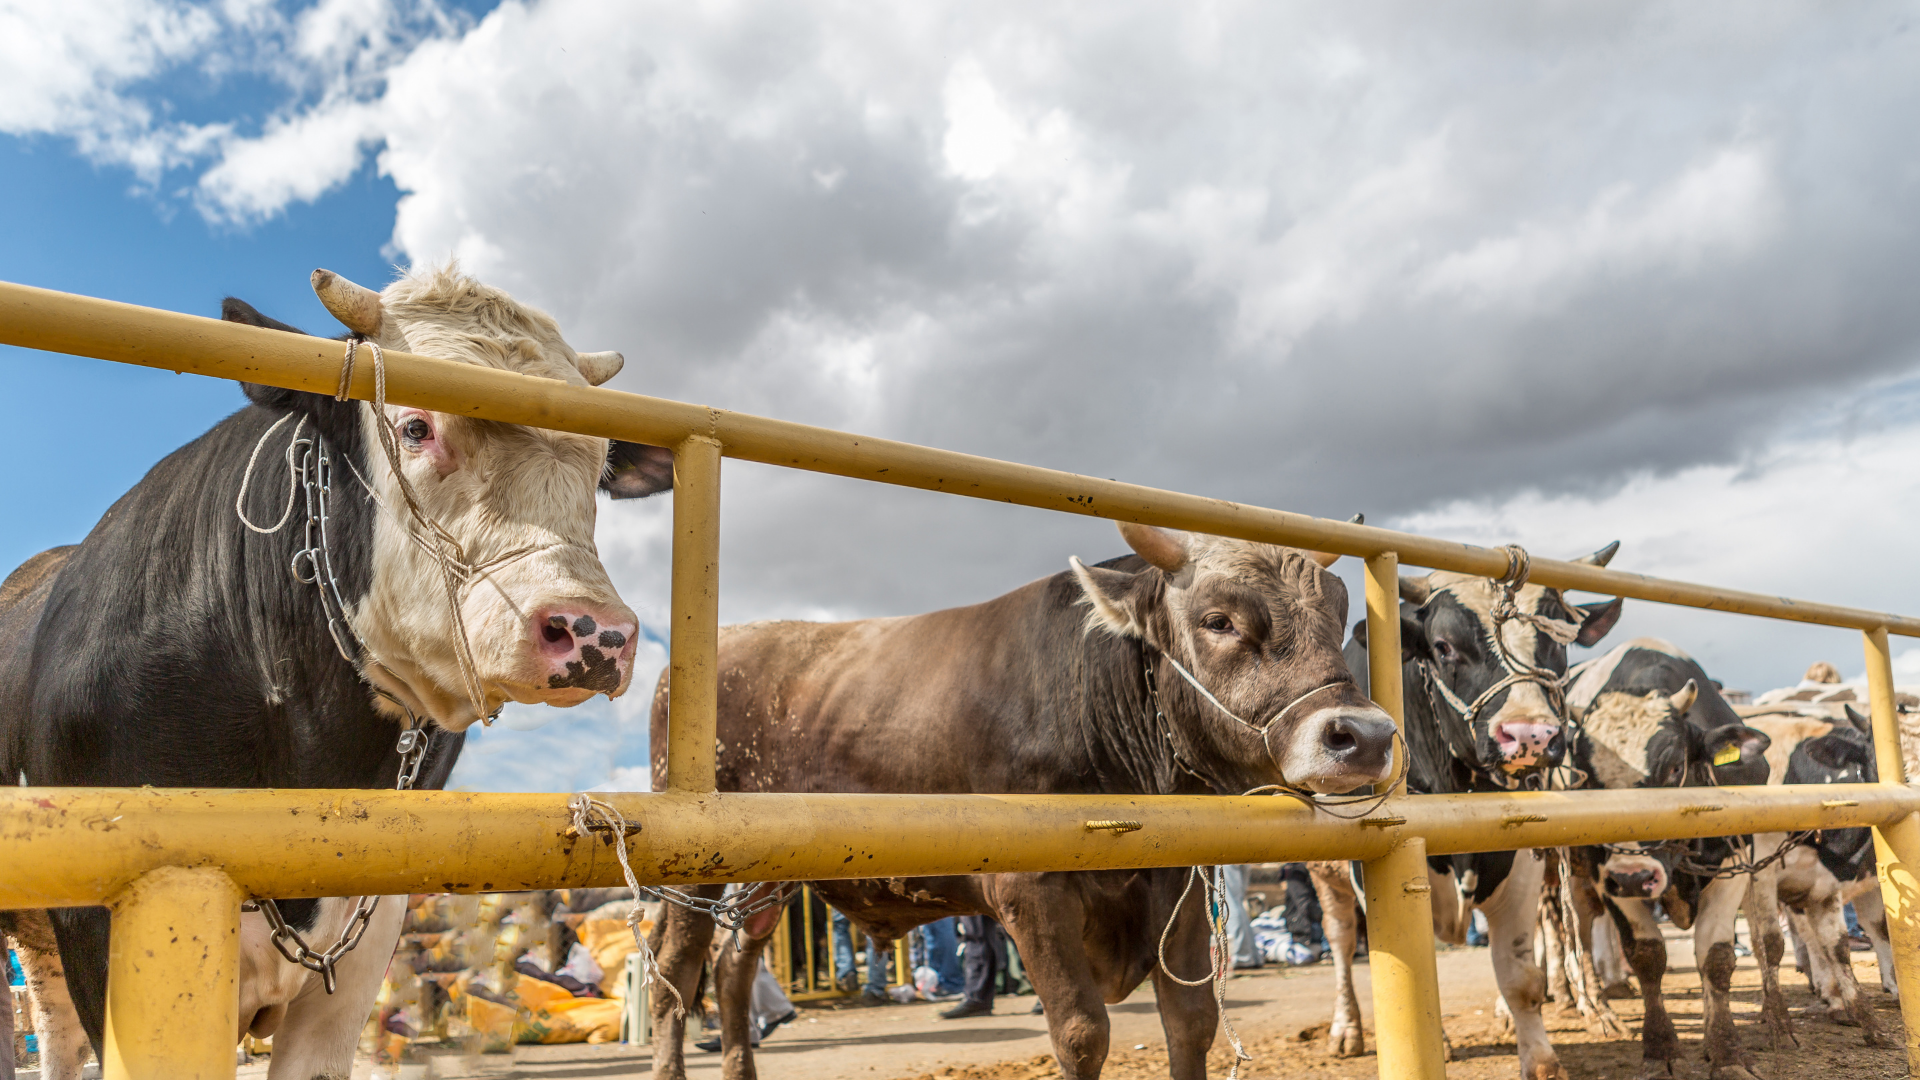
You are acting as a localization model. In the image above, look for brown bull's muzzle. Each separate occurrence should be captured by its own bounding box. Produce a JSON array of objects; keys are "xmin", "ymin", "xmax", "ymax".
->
[{"xmin": 1277, "ymin": 704, "xmax": 1398, "ymax": 794}]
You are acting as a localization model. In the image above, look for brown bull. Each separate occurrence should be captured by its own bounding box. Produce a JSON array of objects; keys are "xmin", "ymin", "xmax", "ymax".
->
[{"xmin": 646, "ymin": 522, "xmax": 1398, "ymax": 1080}]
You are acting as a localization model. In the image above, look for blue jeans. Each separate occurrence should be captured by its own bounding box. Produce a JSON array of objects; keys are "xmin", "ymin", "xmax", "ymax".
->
[
  {"xmin": 918, "ymin": 918, "xmax": 965, "ymax": 995},
  {"xmin": 831, "ymin": 909, "xmax": 889, "ymax": 991}
]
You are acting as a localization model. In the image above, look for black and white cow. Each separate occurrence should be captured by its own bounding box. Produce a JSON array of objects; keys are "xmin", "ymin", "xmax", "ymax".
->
[
  {"xmin": 1561, "ymin": 639, "xmax": 1777, "ymax": 1080},
  {"xmin": 1740, "ymin": 701, "xmax": 1897, "ymax": 1030},
  {"xmin": 0, "ymin": 267, "xmax": 672, "ymax": 1079},
  {"xmin": 1311, "ymin": 549, "xmax": 1623, "ymax": 1079}
]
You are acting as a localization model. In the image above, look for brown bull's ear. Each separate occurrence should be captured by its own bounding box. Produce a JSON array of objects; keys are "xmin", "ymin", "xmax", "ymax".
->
[
  {"xmin": 602, "ymin": 441, "xmax": 675, "ymax": 499},
  {"xmin": 1117, "ymin": 522, "xmax": 1188, "ymax": 574},
  {"xmin": 1573, "ymin": 597, "xmax": 1624, "ymax": 648},
  {"xmin": 1069, "ymin": 556, "xmax": 1147, "ymax": 638}
]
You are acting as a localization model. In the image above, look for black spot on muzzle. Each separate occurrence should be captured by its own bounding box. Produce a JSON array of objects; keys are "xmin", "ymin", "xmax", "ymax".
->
[{"xmin": 548, "ymin": 645, "xmax": 622, "ymax": 692}]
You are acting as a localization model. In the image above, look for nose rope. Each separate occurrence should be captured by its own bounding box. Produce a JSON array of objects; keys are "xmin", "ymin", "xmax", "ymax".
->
[
  {"xmin": 1414, "ymin": 543, "xmax": 1584, "ymax": 789},
  {"xmin": 344, "ymin": 337, "xmax": 493, "ymax": 726}
]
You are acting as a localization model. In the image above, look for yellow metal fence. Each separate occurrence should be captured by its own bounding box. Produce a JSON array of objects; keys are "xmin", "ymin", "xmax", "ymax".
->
[{"xmin": 4, "ymin": 279, "xmax": 1920, "ymax": 1079}]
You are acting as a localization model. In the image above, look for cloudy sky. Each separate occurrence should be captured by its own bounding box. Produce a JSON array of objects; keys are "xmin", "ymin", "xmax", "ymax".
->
[{"xmin": 6, "ymin": 0, "xmax": 1920, "ymax": 791}]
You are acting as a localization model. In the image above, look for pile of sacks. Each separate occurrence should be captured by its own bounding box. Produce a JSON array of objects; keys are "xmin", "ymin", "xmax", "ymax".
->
[{"xmin": 365, "ymin": 889, "xmax": 655, "ymax": 1062}]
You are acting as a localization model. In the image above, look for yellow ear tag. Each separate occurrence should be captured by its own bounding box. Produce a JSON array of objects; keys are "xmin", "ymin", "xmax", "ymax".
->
[{"xmin": 1713, "ymin": 744, "xmax": 1741, "ymax": 767}]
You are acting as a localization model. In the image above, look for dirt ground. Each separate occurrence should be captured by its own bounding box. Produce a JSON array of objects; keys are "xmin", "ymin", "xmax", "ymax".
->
[{"xmin": 333, "ymin": 920, "xmax": 1907, "ymax": 1080}]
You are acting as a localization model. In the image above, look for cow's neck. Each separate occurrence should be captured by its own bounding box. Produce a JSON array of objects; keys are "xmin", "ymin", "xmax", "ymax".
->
[{"xmin": 36, "ymin": 399, "xmax": 441, "ymax": 790}]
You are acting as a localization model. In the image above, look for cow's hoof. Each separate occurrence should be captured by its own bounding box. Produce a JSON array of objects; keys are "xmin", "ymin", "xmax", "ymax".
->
[
  {"xmin": 1707, "ymin": 1066, "xmax": 1762, "ymax": 1080},
  {"xmin": 1526, "ymin": 1061, "xmax": 1568, "ymax": 1080},
  {"xmin": 1326, "ymin": 1026, "xmax": 1364, "ymax": 1057},
  {"xmin": 1636, "ymin": 1060, "xmax": 1677, "ymax": 1080},
  {"xmin": 1601, "ymin": 980, "xmax": 1636, "ymax": 1000},
  {"xmin": 1827, "ymin": 1004, "xmax": 1860, "ymax": 1027},
  {"xmin": 1587, "ymin": 1012, "xmax": 1630, "ymax": 1040}
]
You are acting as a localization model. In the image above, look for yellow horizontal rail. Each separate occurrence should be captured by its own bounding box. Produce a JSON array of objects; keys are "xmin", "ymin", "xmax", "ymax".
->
[
  {"xmin": 1, "ymin": 784, "xmax": 1912, "ymax": 911},
  {"xmin": 3, "ymin": 278, "xmax": 1917, "ymax": 636}
]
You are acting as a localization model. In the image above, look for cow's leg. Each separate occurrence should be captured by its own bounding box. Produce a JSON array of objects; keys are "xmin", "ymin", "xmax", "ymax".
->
[
  {"xmin": 714, "ymin": 887, "xmax": 791, "ymax": 1080},
  {"xmin": 1308, "ymin": 861, "xmax": 1364, "ymax": 1057},
  {"xmin": 1693, "ymin": 874, "xmax": 1760, "ymax": 1080},
  {"xmin": 999, "ymin": 878, "xmax": 1113, "ymax": 1080},
  {"xmin": 1851, "ymin": 882, "xmax": 1899, "ymax": 998},
  {"xmin": 1557, "ymin": 870, "xmax": 1629, "ymax": 1038},
  {"xmin": 651, "ymin": 887, "xmax": 721, "ymax": 1080},
  {"xmin": 1479, "ymin": 853, "xmax": 1562, "ymax": 1080},
  {"xmin": 1147, "ymin": 877, "xmax": 1220, "ymax": 1080},
  {"xmin": 1789, "ymin": 872, "xmax": 1873, "ymax": 1031},
  {"xmin": 1, "ymin": 910, "xmax": 90, "ymax": 1080},
  {"xmin": 266, "ymin": 896, "xmax": 405, "ymax": 1080},
  {"xmin": 1741, "ymin": 855, "xmax": 1794, "ymax": 1043},
  {"xmin": 1612, "ymin": 897, "xmax": 1677, "ymax": 1079}
]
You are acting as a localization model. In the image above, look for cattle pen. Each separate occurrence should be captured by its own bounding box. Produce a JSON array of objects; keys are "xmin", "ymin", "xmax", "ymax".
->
[{"xmin": 3, "ymin": 278, "xmax": 1920, "ymax": 1080}]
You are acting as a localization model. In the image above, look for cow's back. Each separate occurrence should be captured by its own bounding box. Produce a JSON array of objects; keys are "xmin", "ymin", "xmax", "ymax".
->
[{"xmin": 657, "ymin": 567, "xmax": 1138, "ymax": 798}]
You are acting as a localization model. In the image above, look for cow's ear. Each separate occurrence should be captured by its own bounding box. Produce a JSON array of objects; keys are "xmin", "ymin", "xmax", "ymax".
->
[
  {"xmin": 1573, "ymin": 597, "xmax": 1623, "ymax": 648},
  {"xmin": 1352, "ymin": 615, "xmax": 1427, "ymax": 663},
  {"xmin": 1844, "ymin": 704, "xmax": 1875, "ymax": 734},
  {"xmin": 602, "ymin": 441, "xmax": 675, "ymax": 499},
  {"xmin": 1070, "ymin": 556, "xmax": 1150, "ymax": 638},
  {"xmin": 1703, "ymin": 723, "xmax": 1770, "ymax": 785},
  {"xmin": 225, "ymin": 297, "xmax": 315, "ymax": 411}
]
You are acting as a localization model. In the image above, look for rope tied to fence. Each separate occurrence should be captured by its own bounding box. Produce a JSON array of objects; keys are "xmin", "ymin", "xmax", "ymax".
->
[
  {"xmin": 1156, "ymin": 865, "xmax": 1254, "ymax": 1080},
  {"xmin": 567, "ymin": 794, "xmax": 687, "ymax": 1022}
]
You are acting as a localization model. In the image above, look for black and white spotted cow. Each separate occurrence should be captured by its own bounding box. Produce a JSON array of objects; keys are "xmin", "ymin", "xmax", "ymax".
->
[
  {"xmin": 1740, "ymin": 700, "xmax": 1900, "ymax": 1032},
  {"xmin": 0, "ymin": 267, "xmax": 672, "ymax": 1079},
  {"xmin": 1313, "ymin": 547, "xmax": 1623, "ymax": 1079},
  {"xmin": 1561, "ymin": 638, "xmax": 1777, "ymax": 1079}
]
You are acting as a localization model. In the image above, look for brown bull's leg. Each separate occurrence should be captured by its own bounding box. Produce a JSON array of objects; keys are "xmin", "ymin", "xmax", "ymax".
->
[
  {"xmin": 1308, "ymin": 861, "xmax": 1365, "ymax": 1058},
  {"xmin": 651, "ymin": 890, "xmax": 721, "ymax": 1080},
  {"xmin": 999, "ymin": 879, "xmax": 1110, "ymax": 1080},
  {"xmin": 715, "ymin": 928, "xmax": 773, "ymax": 1080},
  {"xmin": 1149, "ymin": 876, "xmax": 1218, "ymax": 1080}
]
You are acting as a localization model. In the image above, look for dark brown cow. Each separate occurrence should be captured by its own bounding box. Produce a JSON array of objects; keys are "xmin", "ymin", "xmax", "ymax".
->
[{"xmin": 646, "ymin": 523, "xmax": 1398, "ymax": 1080}]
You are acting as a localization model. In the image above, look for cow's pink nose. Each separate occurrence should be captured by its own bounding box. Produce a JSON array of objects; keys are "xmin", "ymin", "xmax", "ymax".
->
[
  {"xmin": 1492, "ymin": 720, "xmax": 1564, "ymax": 771},
  {"xmin": 534, "ymin": 608, "xmax": 636, "ymax": 693}
]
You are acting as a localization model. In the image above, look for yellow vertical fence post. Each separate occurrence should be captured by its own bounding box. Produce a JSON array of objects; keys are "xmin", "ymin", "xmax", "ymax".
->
[
  {"xmin": 1359, "ymin": 552, "xmax": 1447, "ymax": 1080},
  {"xmin": 895, "ymin": 937, "xmax": 911, "ymax": 987},
  {"xmin": 1863, "ymin": 627, "xmax": 1920, "ymax": 1069},
  {"xmin": 665, "ymin": 435, "xmax": 723, "ymax": 793},
  {"xmin": 102, "ymin": 866, "xmax": 244, "ymax": 1080}
]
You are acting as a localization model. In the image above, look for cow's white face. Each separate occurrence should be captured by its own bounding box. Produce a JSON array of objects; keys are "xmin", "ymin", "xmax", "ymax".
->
[{"xmin": 335, "ymin": 266, "xmax": 641, "ymax": 729}]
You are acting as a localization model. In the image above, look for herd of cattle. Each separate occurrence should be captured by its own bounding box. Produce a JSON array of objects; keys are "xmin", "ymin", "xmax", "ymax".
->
[{"xmin": 0, "ymin": 268, "xmax": 1905, "ymax": 1080}]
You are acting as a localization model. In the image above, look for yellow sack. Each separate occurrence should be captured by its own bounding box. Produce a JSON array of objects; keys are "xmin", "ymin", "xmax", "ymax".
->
[
  {"xmin": 464, "ymin": 995, "xmax": 519, "ymax": 1054},
  {"xmin": 578, "ymin": 918, "xmax": 642, "ymax": 996},
  {"xmin": 521, "ymin": 996, "xmax": 624, "ymax": 1044},
  {"xmin": 510, "ymin": 973, "xmax": 575, "ymax": 1012}
]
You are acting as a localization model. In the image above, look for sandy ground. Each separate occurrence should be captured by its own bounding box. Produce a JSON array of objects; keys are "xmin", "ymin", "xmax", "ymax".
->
[{"xmin": 319, "ymin": 921, "xmax": 1907, "ymax": 1080}]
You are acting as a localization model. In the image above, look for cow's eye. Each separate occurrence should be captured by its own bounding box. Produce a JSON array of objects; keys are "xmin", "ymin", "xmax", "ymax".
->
[
  {"xmin": 1201, "ymin": 614, "xmax": 1234, "ymax": 634},
  {"xmin": 1433, "ymin": 639, "xmax": 1456, "ymax": 661},
  {"xmin": 402, "ymin": 417, "xmax": 432, "ymax": 443}
]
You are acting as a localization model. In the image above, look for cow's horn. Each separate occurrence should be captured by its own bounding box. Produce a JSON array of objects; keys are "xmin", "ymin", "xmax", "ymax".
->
[
  {"xmin": 1304, "ymin": 549, "xmax": 1341, "ymax": 568},
  {"xmin": 575, "ymin": 350, "xmax": 624, "ymax": 386},
  {"xmin": 311, "ymin": 269, "xmax": 384, "ymax": 338},
  {"xmin": 1574, "ymin": 541, "xmax": 1620, "ymax": 567},
  {"xmin": 1118, "ymin": 522, "xmax": 1188, "ymax": 575},
  {"xmin": 1399, "ymin": 574, "xmax": 1432, "ymax": 604}
]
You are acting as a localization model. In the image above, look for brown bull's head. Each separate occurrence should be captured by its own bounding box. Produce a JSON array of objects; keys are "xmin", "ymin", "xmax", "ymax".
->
[{"xmin": 1070, "ymin": 522, "xmax": 1397, "ymax": 794}]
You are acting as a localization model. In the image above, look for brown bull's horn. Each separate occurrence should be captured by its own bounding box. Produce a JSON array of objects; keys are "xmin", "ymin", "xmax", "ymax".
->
[
  {"xmin": 575, "ymin": 350, "xmax": 625, "ymax": 386},
  {"xmin": 311, "ymin": 269, "xmax": 384, "ymax": 338},
  {"xmin": 1573, "ymin": 540, "xmax": 1620, "ymax": 567},
  {"xmin": 1118, "ymin": 521, "xmax": 1189, "ymax": 574},
  {"xmin": 1399, "ymin": 574, "xmax": 1432, "ymax": 605}
]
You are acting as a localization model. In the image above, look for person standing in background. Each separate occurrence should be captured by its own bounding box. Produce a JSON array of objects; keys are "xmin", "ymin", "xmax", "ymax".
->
[
  {"xmin": 1221, "ymin": 864, "xmax": 1263, "ymax": 969},
  {"xmin": 919, "ymin": 917, "xmax": 965, "ymax": 997},
  {"xmin": 939, "ymin": 915, "xmax": 1005, "ymax": 1019},
  {"xmin": 830, "ymin": 908, "xmax": 891, "ymax": 1003}
]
